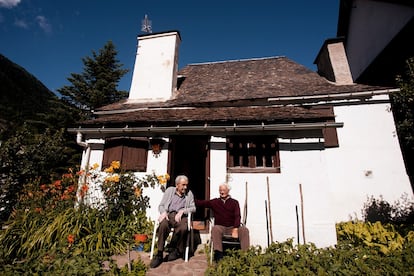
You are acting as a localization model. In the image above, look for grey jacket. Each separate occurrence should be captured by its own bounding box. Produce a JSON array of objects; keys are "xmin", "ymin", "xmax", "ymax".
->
[{"xmin": 158, "ymin": 186, "xmax": 196, "ymax": 215}]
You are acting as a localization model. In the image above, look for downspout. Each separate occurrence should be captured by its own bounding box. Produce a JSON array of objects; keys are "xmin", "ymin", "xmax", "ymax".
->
[{"xmin": 76, "ymin": 132, "xmax": 91, "ymax": 206}]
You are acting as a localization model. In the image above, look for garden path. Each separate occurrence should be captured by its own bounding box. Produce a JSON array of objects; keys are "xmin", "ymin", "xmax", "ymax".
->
[{"xmin": 111, "ymin": 245, "xmax": 209, "ymax": 276}]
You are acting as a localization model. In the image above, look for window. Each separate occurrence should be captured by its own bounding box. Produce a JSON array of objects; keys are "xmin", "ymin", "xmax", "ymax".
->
[
  {"xmin": 102, "ymin": 138, "xmax": 148, "ymax": 172},
  {"xmin": 227, "ymin": 136, "xmax": 280, "ymax": 173}
]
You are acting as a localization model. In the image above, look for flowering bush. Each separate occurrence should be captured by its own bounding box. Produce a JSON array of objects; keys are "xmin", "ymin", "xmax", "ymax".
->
[
  {"xmin": 16, "ymin": 168, "xmax": 79, "ymax": 214},
  {"xmin": 0, "ymin": 162, "xmax": 168, "ymax": 274},
  {"xmin": 77, "ymin": 161, "xmax": 168, "ymax": 219}
]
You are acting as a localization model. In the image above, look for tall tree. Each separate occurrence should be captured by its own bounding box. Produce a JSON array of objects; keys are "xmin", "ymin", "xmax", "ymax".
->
[
  {"xmin": 391, "ymin": 57, "xmax": 414, "ymax": 187},
  {"xmin": 58, "ymin": 41, "xmax": 129, "ymax": 118}
]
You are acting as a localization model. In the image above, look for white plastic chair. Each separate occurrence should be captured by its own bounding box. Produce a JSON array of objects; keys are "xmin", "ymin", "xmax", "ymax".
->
[{"xmin": 150, "ymin": 212, "xmax": 193, "ymax": 262}]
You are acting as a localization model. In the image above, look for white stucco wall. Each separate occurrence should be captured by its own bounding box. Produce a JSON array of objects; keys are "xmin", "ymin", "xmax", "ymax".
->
[
  {"xmin": 326, "ymin": 96, "xmax": 413, "ymax": 221},
  {"xmin": 207, "ymin": 97, "xmax": 412, "ymax": 249}
]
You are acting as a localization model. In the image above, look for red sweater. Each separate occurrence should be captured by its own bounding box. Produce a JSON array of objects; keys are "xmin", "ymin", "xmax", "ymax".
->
[{"xmin": 195, "ymin": 197, "xmax": 241, "ymax": 228}]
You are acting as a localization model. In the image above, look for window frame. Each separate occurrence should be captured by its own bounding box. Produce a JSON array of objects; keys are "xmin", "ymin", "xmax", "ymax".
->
[{"xmin": 227, "ymin": 136, "xmax": 280, "ymax": 173}]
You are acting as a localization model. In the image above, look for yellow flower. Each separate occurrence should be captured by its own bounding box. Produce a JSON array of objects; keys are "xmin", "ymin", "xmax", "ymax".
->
[
  {"xmin": 111, "ymin": 161, "xmax": 121, "ymax": 170},
  {"xmin": 157, "ymin": 173, "xmax": 170, "ymax": 185},
  {"xmin": 112, "ymin": 174, "xmax": 120, "ymax": 182},
  {"xmin": 105, "ymin": 174, "xmax": 120, "ymax": 183},
  {"xmin": 104, "ymin": 166, "xmax": 114, "ymax": 173},
  {"xmin": 91, "ymin": 163, "xmax": 99, "ymax": 170}
]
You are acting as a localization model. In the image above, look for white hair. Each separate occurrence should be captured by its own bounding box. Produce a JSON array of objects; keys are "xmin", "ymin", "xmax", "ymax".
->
[
  {"xmin": 219, "ymin": 182, "xmax": 231, "ymax": 191},
  {"xmin": 175, "ymin": 175, "xmax": 188, "ymax": 184}
]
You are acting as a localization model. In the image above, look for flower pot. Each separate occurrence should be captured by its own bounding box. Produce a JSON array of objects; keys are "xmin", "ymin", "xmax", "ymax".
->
[{"xmin": 134, "ymin": 234, "xmax": 148, "ymax": 243}]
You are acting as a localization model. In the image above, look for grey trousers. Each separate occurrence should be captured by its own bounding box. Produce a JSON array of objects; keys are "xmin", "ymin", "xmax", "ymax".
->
[{"xmin": 211, "ymin": 225, "xmax": 250, "ymax": 252}]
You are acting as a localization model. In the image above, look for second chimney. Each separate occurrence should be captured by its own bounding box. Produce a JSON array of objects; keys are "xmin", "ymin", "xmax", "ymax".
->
[{"xmin": 314, "ymin": 37, "xmax": 354, "ymax": 85}]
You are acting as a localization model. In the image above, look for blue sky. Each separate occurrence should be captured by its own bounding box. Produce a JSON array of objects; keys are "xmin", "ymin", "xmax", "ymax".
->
[{"xmin": 0, "ymin": 0, "xmax": 340, "ymax": 94}]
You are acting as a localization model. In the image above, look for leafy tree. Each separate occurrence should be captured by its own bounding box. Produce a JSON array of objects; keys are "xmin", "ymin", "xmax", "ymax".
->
[
  {"xmin": 391, "ymin": 57, "xmax": 414, "ymax": 187},
  {"xmin": 0, "ymin": 125, "xmax": 76, "ymax": 222},
  {"xmin": 58, "ymin": 41, "xmax": 129, "ymax": 118}
]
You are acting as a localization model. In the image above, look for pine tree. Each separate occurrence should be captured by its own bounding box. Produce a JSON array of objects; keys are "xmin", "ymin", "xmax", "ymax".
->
[{"xmin": 58, "ymin": 41, "xmax": 129, "ymax": 118}]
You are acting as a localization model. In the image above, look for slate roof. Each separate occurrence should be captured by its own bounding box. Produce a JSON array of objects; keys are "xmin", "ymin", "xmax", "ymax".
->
[{"xmin": 82, "ymin": 56, "xmax": 393, "ymax": 127}]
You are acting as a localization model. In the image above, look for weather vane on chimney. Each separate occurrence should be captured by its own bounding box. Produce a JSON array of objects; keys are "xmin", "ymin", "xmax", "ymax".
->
[{"xmin": 141, "ymin": 14, "xmax": 152, "ymax": 33}]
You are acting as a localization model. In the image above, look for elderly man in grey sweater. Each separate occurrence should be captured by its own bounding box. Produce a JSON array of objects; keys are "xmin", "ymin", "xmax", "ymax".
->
[{"xmin": 150, "ymin": 175, "xmax": 196, "ymax": 268}]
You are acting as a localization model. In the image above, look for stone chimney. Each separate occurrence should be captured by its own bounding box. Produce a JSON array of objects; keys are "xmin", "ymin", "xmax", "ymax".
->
[
  {"xmin": 128, "ymin": 31, "xmax": 181, "ymax": 101},
  {"xmin": 314, "ymin": 38, "xmax": 354, "ymax": 85}
]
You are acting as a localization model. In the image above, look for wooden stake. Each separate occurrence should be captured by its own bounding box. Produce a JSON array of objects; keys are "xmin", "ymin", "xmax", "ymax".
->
[
  {"xmin": 299, "ymin": 183, "xmax": 306, "ymax": 244},
  {"xmin": 295, "ymin": 205, "xmax": 300, "ymax": 244},
  {"xmin": 265, "ymin": 200, "xmax": 270, "ymax": 246},
  {"xmin": 242, "ymin": 181, "xmax": 248, "ymax": 225},
  {"xmin": 266, "ymin": 177, "xmax": 274, "ymax": 243}
]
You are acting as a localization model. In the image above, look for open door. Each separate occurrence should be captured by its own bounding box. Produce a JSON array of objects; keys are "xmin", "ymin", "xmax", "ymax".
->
[{"xmin": 168, "ymin": 135, "xmax": 210, "ymax": 221}]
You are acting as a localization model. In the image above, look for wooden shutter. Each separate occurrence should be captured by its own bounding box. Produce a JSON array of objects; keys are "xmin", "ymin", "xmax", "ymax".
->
[
  {"xmin": 103, "ymin": 138, "xmax": 148, "ymax": 172},
  {"xmin": 323, "ymin": 120, "xmax": 339, "ymax": 148},
  {"xmin": 102, "ymin": 140, "xmax": 123, "ymax": 169}
]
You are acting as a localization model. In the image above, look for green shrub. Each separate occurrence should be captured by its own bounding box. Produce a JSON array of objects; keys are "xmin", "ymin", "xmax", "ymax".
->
[
  {"xmin": 336, "ymin": 221, "xmax": 406, "ymax": 254},
  {"xmin": 362, "ymin": 194, "xmax": 414, "ymax": 225},
  {"xmin": 206, "ymin": 228, "xmax": 414, "ymax": 275}
]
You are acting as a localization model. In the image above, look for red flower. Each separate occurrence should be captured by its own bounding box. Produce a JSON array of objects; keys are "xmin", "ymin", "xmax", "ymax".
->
[
  {"xmin": 67, "ymin": 234, "xmax": 75, "ymax": 244},
  {"xmin": 54, "ymin": 180, "xmax": 62, "ymax": 189},
  {"xmin": 66, "ymin": 185, "xmax": 75, "ymax": 193}
]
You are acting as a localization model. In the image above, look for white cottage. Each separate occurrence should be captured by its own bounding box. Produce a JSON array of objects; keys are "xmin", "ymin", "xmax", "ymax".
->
[{"xmin": 68, "ymin": 1, "xmax": 413, "ymax": 249}]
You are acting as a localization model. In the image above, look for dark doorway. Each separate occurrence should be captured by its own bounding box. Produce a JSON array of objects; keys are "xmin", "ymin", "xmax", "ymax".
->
[{"xmin": 169, "ymin": 135, "xmax": 209, "ymax": 220}]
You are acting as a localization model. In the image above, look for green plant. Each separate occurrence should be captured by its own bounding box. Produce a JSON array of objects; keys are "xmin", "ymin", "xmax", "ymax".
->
[
  {"xmin": 205, "ymin": 236, "xmax": 414, "ymax": 276},
  {"xmin": 119, "ymin": 258, "xmax": 147, "ymax": 275},
  {"xmin": 336, "ymin": 221, "xmax": 406, "ymax": 254},
  {"xmin": 0, "ymin": 162, "xmax": 166, "ymax": 274}
]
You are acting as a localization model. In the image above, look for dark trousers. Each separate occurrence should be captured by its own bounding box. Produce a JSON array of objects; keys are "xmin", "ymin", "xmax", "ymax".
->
[{"xmin": 157, "ymin": 212, "xmax": 188, "ymax": 254}]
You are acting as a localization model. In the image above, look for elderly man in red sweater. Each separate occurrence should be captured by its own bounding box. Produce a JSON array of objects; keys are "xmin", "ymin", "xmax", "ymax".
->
[{"xmin": 195, "ymin": 182, "xmax": 250, "ymax": 262}]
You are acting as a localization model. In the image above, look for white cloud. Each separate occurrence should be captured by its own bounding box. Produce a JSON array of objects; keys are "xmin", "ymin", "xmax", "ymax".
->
[
  {"xmin": 14, "ymin": 18, "xmax": 28, "ymax": 28},
  {"xmin": 0, "ymin": 0, "xmax": 21, "ymax": 9},
  {"xmin": 36, "ymin": 15, "xmax": 51, "ymax": 33}
]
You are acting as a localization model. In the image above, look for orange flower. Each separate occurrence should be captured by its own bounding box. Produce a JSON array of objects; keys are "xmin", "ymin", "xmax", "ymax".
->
[
  {"xmin": 40, "ymin": 184, "xmax": 48, "ymax": 191},
  {"xmin": 54, "ymin": 180, "xmax": 62, "ymax": 189},
  {"xmin": 35, "ymin": 207, "xmax": 42, "ymax": 213},
  {"xmin": 80, "ymin": 184, "xmax": 89, "ymax": 197},
  {"xmin": 81, "ymin": 184, "xmax": 89, "ymax": 192},
  {"xmin": 67, "ymin": 234, "xmax": 75, "ymax": 244},
  {"xmin": 134, "ymin": 187, "xmax": 142, "ymax": 197},
  {"xmin": 104, "ymin": 166, "xmax": 114, "ymax": 173},
  {"xmin": 62, "ymin": 173, "xmax": 72, "ymax": 179}
]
